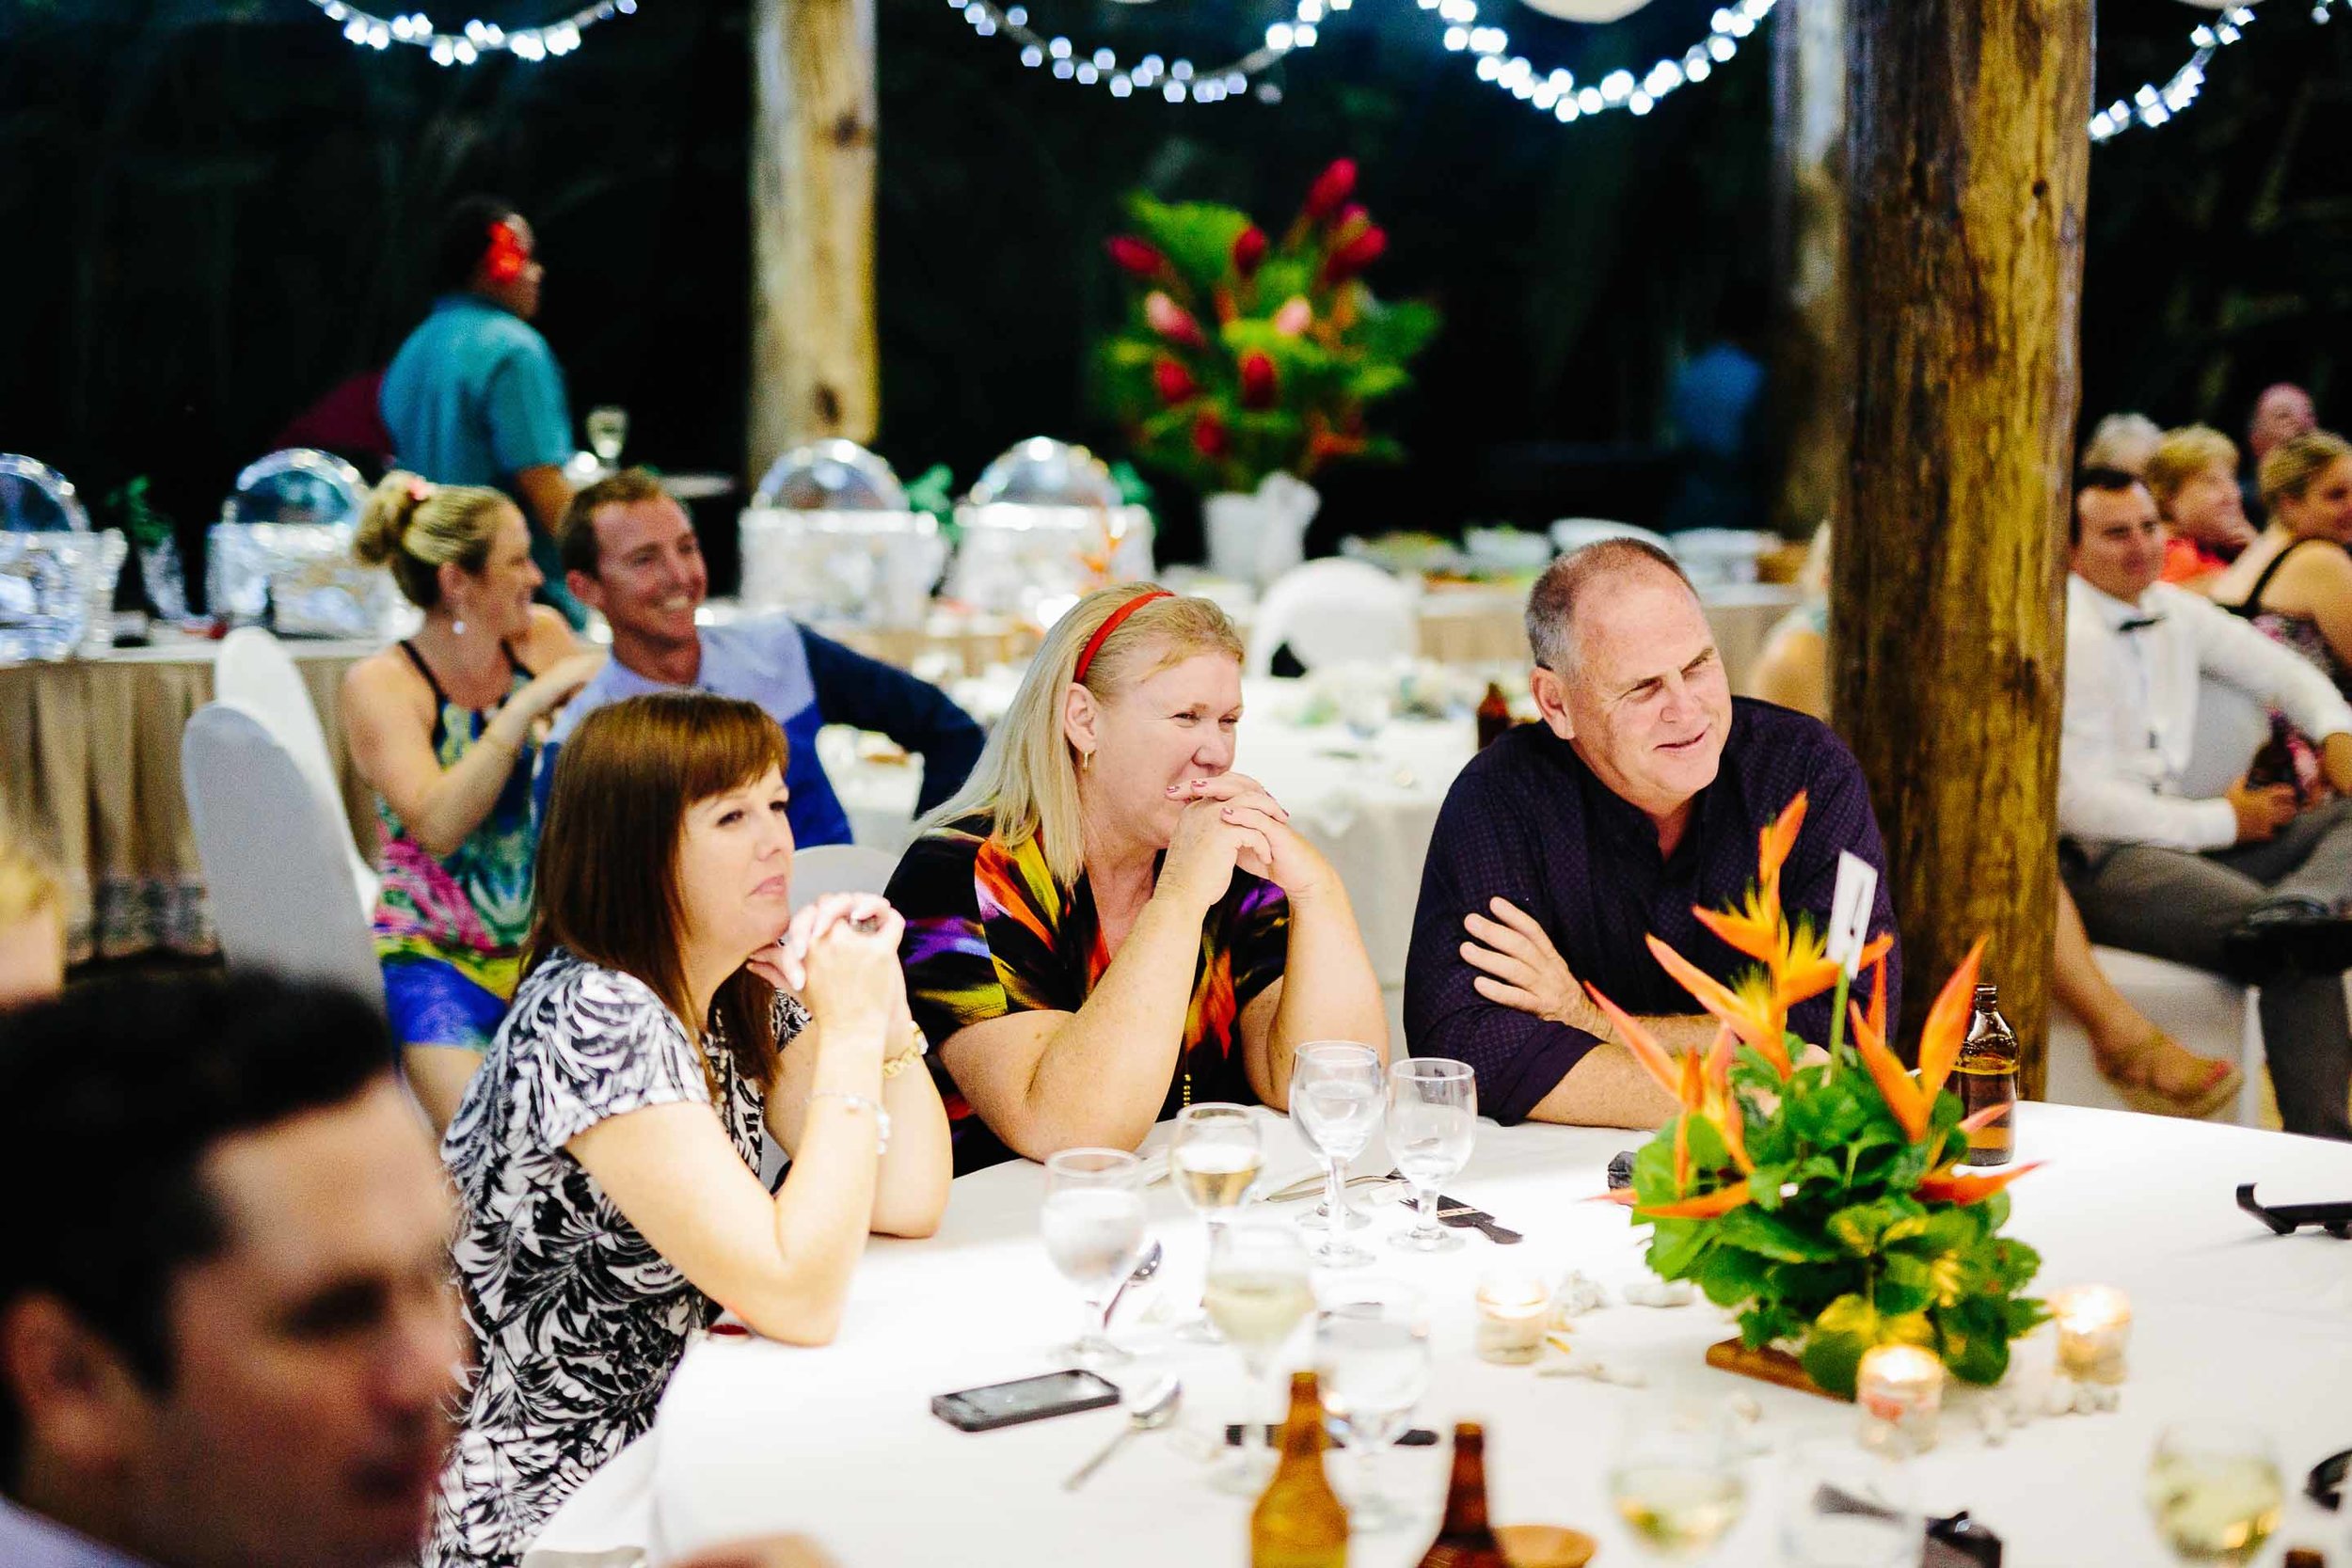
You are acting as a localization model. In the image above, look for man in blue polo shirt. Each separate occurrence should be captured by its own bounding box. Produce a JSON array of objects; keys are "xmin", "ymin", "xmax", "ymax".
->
[
  {"xmin": 548, "ymin": 469, "xmax": 985, "ymax": 847},
  {"xmin": 380, "ymin": 194, "xmax": 583, "ymax": 626}
]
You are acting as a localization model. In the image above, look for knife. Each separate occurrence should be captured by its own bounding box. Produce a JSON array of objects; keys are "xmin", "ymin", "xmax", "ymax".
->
[{"xmin": 1436, "ymin": 1196, "xmax": 1521, "ymax": 1244}]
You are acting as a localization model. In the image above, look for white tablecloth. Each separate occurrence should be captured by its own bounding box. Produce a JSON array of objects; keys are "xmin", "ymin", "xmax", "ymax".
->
[{"xmin": 530, "ymin": 1104, "xmax": 2352, "ymax": 1567}]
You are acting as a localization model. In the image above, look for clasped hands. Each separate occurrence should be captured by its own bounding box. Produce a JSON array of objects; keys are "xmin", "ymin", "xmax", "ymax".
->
[{"xmin": 1160, "ymin": 772, "xmax": 1334, "ymax": 907}]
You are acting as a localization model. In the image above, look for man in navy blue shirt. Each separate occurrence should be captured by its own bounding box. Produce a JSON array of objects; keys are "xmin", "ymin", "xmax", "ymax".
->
[
  {"xmin": 549, "ymin": 469, "xmax": 983, "ymax": 847},
  {"xmin": 1405, "ymin": 540, "xmax": 1900, "ymax": 1127}
]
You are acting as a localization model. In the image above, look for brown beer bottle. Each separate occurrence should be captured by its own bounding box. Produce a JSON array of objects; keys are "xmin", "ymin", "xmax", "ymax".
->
[
  {"xmin": 1415, "ymin": 1423, "xmax": 1508, "ymax": 1568},
  {"xmin": 1476, "ymin": 682, "xmax": 1512, "ymax": 751},
  {"xmin": 1251, "ymin": 1371, "xmax": 1348, "ymax": 1568},
  {"xmin": 1955, "ymin": 983, "xmax": 2019, "ymax": 1166}
]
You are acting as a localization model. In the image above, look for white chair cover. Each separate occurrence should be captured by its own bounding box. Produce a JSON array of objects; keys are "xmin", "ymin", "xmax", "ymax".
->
[
  {"xmin": 1245, "ymin": 558, "xmax": 1419, "ymax": 677},
  {"xmin": 183, "ymin": 701, "xmax": 383, "ymax": 1007},
  {"xmin": 2042, "ymin": 946, "xmax": 2264, "ymax": 1127},
  {"xmin": 215, "ymin": 627, "xmax": 380, "ymax": 910},
  {"xmin": 2180, "ymin": 676, "xmax": 2270, "ymax": 802}
]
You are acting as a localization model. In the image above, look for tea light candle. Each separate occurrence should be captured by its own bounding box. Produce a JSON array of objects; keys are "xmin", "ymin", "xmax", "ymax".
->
[
  {"xmin": 1475, "ymin": 1272, "xmax": 1552, "ymax": 1365},
  {"xmin": 1856, "ymin": 1344, "xmax": 1944, "ymax": 1452},
  {"xmin": 2053, "ymin": 1285, "xmax": 2132, "ymax": 1384}
]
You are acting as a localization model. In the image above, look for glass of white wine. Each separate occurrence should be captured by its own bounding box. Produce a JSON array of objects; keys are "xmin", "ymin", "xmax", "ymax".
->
[
  {"xmin": 2145, "ymin": 1423, "xmax": 2283, "ymax": 1565},
  {"xmin": 1170, "ymin": 1102, "xmax": 1266, "ymax": 1343},
  {"xmin": 584, "ymin": 405, "xmax": 628, "ymax": 467},
  {"xmin": 1203, "ymin": 1220, "xmax": 1316, "ymax": 1495},
  {"xmin": 1312, "ymin": 1279, "xmax": 1431, "ymax": 1532},
  {"xmin": 1290, "ymin": 1042, "xmax": 1387, "ymax": 1268},
  {"xmin": 1607, "ymin": 1407, "xmax": 1749, "ymax": 1562},
  {"xmin": 1387, "ymin": 1057, "xmax": 1476, "ymax": 1252},
  {"xmin": 1040, "ymin": 1148, "xmax": 1147, "ymax": 1370}
]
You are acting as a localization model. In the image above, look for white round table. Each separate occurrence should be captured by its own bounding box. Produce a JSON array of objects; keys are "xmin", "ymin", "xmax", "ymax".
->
[{"xmin": 529, "ymin": 1104, "xmax": 2352, "ymax": 1567}]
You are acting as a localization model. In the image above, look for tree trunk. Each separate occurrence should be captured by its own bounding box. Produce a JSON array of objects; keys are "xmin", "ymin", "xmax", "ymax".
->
[
  {"xmin": 748, "ymin": 0, "xmax": 881, "ymax": 483},
  {"xmin": 1833, "ymin": 0, "xmax": 2090, "ymax": 1097},
  {"xmin": 1767, "ymin": 0, "xmax": 1849, "ymax": 543}
]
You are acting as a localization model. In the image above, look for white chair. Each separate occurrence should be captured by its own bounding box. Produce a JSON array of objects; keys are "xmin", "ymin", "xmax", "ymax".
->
[
  {"xmin": 215, "ymin": 626, "xmax": 380, "ymax": 910},
  {"xmin": 183, "ymin": 701, "xmax": 383, "ymax": 1006},
  {"xmin": 1244, "ymin": 558, "xmax": 1419, "ymax": 677},
  {"xmin": 787, "ymin": 844, "xmax": 899, "ymax": 912},
  {"xmin": 2042, "ymin": 948, "xmax": 2265, "ymax": 1127},
  {"xmin": 2179, "ymin": 677, "xmax": 2269, "ymax": 801}
]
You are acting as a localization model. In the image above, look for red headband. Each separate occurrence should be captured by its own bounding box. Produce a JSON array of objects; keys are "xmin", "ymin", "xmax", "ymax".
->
[
  {"xmin": 485, "ymin": 219, "xmax": 530, "ymax": 285},
  {"xmin": 1073, "ymin": 589, "xmax": 1173, "ymax": 684}
]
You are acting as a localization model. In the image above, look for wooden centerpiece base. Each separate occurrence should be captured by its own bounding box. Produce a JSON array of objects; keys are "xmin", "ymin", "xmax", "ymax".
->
[{"xmin": 1705, "ymin": 1338, "xmax": 1851, "ymax": 1402}]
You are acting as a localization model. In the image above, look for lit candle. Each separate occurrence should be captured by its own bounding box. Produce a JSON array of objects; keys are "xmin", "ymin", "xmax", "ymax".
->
[
  {"xmin": 2053, "ymin": 1285, "xmax": 2132, "ymax": 1385},
  {"xmin": 1856, "ymin": 1344, "xmax": 1944, "ymax": 1452},
  {"xmin": 1475, "ymin": 1271, "xmax": 1552, "ymax": 1365}
]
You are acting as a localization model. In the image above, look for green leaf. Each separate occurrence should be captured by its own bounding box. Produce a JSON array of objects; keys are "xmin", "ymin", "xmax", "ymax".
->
[
  {"xmin": 1873, "ymin": 1253, "xmax": 1935, "ymax": 1317},
  {"xmin": 1347, "ymin": 364, "xmax": 1412, "ymax": 402},
  {"xmin": 1355, "ymin": 296, "xmax": 1442, "ymax": 362},
  {"xmin": 1123, "ymin": 198, "xmax": 1253, "ymax": 289},
  {"xmin": 1646, "ymin": 1218, "xmax": 1711, "ymax": 1280},
  {"xmin": 1718, "ymin": 1208, "xmax": 1840, "ymax": 1263},
  {"xmin": 1800, "ymin": 1321, "xmax": 1872, "ymax": 1400},
  {"xmin": 1696, "ymin": 1244, "xmax": 1772, "ymax": 1307}
]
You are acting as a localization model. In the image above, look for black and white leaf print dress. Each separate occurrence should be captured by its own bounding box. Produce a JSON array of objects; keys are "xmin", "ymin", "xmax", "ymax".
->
[{"xmin": 424, "ymin": 948, "xmax": 803, "ymax": 1568}]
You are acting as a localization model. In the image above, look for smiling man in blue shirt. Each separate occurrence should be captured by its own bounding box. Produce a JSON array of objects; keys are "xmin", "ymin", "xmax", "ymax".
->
[
  {"xmin": 548, "ymin": 468, "xmax": 985, "ymax": 847},
  {"xmin": 1405, "ymin": 539, "xmax": 1900, "ymax": 1127}
]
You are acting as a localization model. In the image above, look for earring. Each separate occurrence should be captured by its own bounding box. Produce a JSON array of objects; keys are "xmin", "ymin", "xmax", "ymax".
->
[
  {"xmin": 1079, "ymin": 749, "xmax": 1093, "ymax": 772},
  {"xmin": 452, "ymin": 616, "xmax": 469, "ymax": 637}
]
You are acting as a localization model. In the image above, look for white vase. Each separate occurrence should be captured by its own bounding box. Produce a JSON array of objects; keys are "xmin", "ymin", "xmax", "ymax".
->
[{"xmin": 1204, "ymin": 475, "xmax": 1318, "ymax": 588}]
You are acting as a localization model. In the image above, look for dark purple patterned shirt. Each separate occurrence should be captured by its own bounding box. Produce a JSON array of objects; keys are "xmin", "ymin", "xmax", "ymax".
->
[{"xmin": 1405, "ymin": 699, "xmax": 1901, "ymax": 1122}]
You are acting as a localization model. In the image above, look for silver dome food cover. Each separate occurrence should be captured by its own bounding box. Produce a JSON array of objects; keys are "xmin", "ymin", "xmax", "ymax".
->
[
  {"xmin": 947, "ymin": 438, "xmax": 1153, "ymax": 622},
  {"xmin": 208, "ymin": 449, "xmax": 392, "ymax": 637},
  {"xmin": 739, "ymin": 440, "xmax": 945, "ymax": 628},
  {"xmin": 0, "ymin": 454, "xmax": 124, "ymax": 662}
]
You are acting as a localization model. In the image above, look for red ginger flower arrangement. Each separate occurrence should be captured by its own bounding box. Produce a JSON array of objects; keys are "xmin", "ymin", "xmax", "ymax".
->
[
  {"xmin": 1095, "ymin": 158, "xmax": 1439, "ymax": 494},
  {"xmin": 1594, "ymin": 794, "xmax": 2047, "ymax": 1398}
]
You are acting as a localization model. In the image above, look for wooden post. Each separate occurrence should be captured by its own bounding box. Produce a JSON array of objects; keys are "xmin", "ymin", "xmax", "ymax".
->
[
  {"xmin": 748, "ymin": 0, "xmax": 881, "ymax": 483},
  {"xmin": 1766, "ymin": 0, "xmax": 1848, "ymax": 542},
  {"xmin": 1832, "ymin": 0, "xmax": 2090, "ymax": 1096}
]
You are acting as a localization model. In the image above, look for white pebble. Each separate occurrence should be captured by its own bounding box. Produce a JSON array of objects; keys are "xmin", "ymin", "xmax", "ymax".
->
[
  {"xmin": 1975, "ymin": 1403, "xmax": 2010, "ymax": 1445},
  {"xmin": 1622, "ymin": 1279, "xmax": 1694, "ymax": 1307},
  {"xmin": 1552, "ymin": 1271, "xmax": 1608, "ymax": 1316}
]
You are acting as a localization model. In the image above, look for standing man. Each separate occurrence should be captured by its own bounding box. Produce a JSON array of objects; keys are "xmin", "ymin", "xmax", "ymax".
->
[
  {"xmin": 0, "ymin": 973, "xmax": 463, "ymax": 1567},
  {"xmin": 2059, "ymin": 467, "xmax": 2352, "ymax": 1141},
  {"xmin": 381, "ymin": 194, "xmax": 584, "ymax": 626},
  {"xmin": 2243, "ymin": 382, "xmax": 2319, "ymax": 529},
  {"xmin": 550, "ymin": 468, "xmax": 986, "ymax": 847},
  {"xmin": 1404, "ymin": 540, "xmax": 1899, "ymax": 1128}
]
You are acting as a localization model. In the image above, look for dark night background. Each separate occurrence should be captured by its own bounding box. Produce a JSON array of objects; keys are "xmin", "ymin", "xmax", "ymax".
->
[{"xmin": 1, "ymin": 0, "xmax": 2347, "ymax": 594}]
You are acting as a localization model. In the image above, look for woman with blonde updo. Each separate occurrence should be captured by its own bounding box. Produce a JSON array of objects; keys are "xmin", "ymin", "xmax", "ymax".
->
[
  {"xmin": 344, "ymin": 470, "xmax": 602, "ymax": 1132},
  {"xmin": 2211, "ymin": 432, "xmax": 2352, "ymax": 694},
  {"xmin": 2149, "ymin": 424, "xmax": 2255, "ymax": 588},
  {"xmin": 888, "ymin": 583, "xmax": 1387, "ymax": 1173}
]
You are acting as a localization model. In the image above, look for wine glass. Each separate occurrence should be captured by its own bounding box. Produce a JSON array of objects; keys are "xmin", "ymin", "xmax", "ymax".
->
[
  {"xmin": 1387, "ymin": 1058, "xmax": 1476, "ymax": 1253},
  {"xmin": 1312, "ymin": 1279, "xmax": 1431, "ymax": 1532},
  {"xmin": 1607, "ymin": 1407, "xmax": 1749, "ymax": 1561},
  {"xmin": 2145, "ymin": 1423, "xmax": 2283, "ymax": 1564},
  {"xmin": 1170, "ymin": 1102, "xmax": 1266, "ymax": 1343},
  {"xmin": 1778, "ymin": 1436, "xmax": 1921, "ymax": 1567},
  {"xmin": 1040, "ymin": 1148, "xmax": 1147, "ymax": 1370},
  {"xmin": 1289, "ymin": 1042, "xmax": 1386, "ymax": 1267},
  {"xmin": 585, "ymin": 405, "xmax": 628, "ymax": 467},
  {"xmin": 1202, "ymin": 1220, "xmax": 1316, "ymax": 1495}
]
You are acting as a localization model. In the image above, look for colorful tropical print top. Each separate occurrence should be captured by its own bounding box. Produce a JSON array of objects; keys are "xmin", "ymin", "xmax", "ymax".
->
[
  {"xmin": 887, "ymin": 814, "xmax": 1291, "ymax": 1173},
  {"xmin": 371, "ymin": 643, "xmax": 543, "ymax": 1001}
]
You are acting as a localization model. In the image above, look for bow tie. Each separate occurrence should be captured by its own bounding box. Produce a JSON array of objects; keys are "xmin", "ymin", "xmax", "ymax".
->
[{"xmin": 2118, "ymin": 615, "xmax": 2166, "ymax": 634}]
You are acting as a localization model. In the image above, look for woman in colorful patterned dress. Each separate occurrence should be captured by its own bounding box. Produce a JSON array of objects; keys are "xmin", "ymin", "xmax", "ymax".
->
[
  {"xmin": 888, "ymin": 583, "xmax": 1388, "ymax": 1173},
  {"xmin": 344, "ymin": 471, "xmax": 602, "ymax": 1132}
]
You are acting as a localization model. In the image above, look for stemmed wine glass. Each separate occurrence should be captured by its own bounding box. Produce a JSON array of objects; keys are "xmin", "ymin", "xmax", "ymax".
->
[
  {"xmin": 2144, "ymin": 1423, "xmax": 2283, "ymax": 1564},
  {"xmin": 1289, "ymin": 1042, "xmax": 1386, "ymax": 1267},
  {"xmin": 585, "ymin": 405, "xmax": 628, "ymax": 467},
  {"xmin": 1202, "ymin": 1221, "xmax": 1317, "ymax": 1495},
  {"xmin": 1388, "ymin": 1058, "xmax": 1476, "ymax": 1253},
  {"xmin": 1607, "ymin": 1406, "xmax": 1749, "ymax": 1561},
  {"xmin": 1312, "ymin": 1279, "xmax": 1432, "ymax": 1532},
  {"xmin": 1778, "ymin": 1436, "xmax": 1921, "ymax": 1567},
  {"xmin": 1170, "ymin": 1102, "xmax": 1266, "ymax": 1342},
  {"xmin": 1040, "ymin": 1148, "xmax": 1147, "ymax": 1370}
]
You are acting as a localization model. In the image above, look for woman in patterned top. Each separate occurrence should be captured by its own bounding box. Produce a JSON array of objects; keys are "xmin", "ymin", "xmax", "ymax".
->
[
  {"xmin": 428, "ymin": 692, "xmax": 950, "ymax": 1568},
  {"xmin": 345, "ymin": 471, "xmax": 603, "ymax": 1132},
  {"xmin": 888, "ymin": 583, "xmax": 1388, "ymax": 1173}
]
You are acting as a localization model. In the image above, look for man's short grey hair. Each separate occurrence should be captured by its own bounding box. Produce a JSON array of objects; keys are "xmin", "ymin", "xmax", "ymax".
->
[{"xmin": 1524, "ymin": 538, "xmax": 1695, "ymax": 673}]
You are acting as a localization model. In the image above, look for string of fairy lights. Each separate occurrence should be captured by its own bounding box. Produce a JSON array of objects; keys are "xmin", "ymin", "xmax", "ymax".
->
[{"xmin": 298, "ymin": 0, "xmax": 2336, "ymax": 147}]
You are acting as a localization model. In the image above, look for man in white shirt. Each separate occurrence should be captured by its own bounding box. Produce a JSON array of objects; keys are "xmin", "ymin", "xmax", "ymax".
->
[{"xmin": 2059, "ymin": 467, "xmax": 2352, "ymax": 1140}]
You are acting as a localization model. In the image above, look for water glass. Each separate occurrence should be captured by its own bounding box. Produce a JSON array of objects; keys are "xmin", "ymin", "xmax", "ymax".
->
[
  {"xmin": 1203, "ymin": 1221, "xmax": 1316, "ymax": 1494},
  {"xmin": 2145, "ymin": 1423, "xmax": 2283, "ymax": 1564},
  {"xmin": 1041, "ymin": 1148, "xmax": 1147, "ymax": 1369},
  {"xmin": 1607, "ymin": 1407, "xmax": 1749, "ymax": 1561},
  {"xmin": 1290, "ymin": 1042, "xmax": 1387, "ymax": 1267},
  {"xmin": 1778, "ymin": 1437, "xmax": 1920, "ymax": 1567},
  {"xmin": 585, "ymin": 405, "xmax": 629, "ymax": 466},
  {"xmin": 1312, "ymin": 1280, "xmax": 1431, "ymax": 1532},
  {"xmin": 1388, "ymin": 1058, "xmax": 1476, "ymax": 1252},
  {"xmin": 1170, "ymin": 1102, "xmax": 1266, "ymax": 1342}
]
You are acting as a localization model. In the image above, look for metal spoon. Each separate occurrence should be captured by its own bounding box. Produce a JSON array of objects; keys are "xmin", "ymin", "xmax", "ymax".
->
[
  {"xmin": 1102, "ymin": 1239, "xmax": 1164, "ymax": 1323},
  {"xmin": 1063, "ymin": 1375, "xmax": 1184, "ymax": 1490}
]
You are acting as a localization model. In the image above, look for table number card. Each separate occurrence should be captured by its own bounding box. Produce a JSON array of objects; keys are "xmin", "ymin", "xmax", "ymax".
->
[{"xmin": 1826, "ymin": 850, "xmax": 1879, "ymax": 978}]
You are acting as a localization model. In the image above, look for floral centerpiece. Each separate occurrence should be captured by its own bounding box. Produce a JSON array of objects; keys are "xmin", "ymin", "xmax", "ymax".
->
[
  {"xmin": 1094, "ymin": 159, "xmax": 1439, "ymax": 582},
  {"xmin": 1593, "ymin": 794, "xmax": 2047, "ymax": 1399}
]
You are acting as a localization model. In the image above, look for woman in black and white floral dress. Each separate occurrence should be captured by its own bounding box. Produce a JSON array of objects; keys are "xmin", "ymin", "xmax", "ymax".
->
[{"xmin": 425, "ymin": 693, "xmax": 952, "ymax": 1568}]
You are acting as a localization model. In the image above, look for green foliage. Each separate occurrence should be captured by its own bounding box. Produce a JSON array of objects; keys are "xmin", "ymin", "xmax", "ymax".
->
[
  {"xmin": 103, "ymin": 475, "xmax": 173, "ymax": 549},
  {"xmin": 1092, "ymin": 179, "xmax": 1439, "ymax": 495},
  {"xmin": 1629, "ymin": 1049, "xmax": 2044, "ymax": 1401}
]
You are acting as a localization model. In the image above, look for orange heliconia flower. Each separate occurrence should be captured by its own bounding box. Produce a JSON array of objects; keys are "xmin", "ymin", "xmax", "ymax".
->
[
  {"xmin": 1635, "ymin": 1179, "xmax": 1755, "ymax": 1220},
  {"xmin": 1915, "ymin": 1161, "xmax": 2043, "ymax": 1206},
  {"xmin": 1849, "ymin": 936, "xmax": 1986, "ymax": 1143}
]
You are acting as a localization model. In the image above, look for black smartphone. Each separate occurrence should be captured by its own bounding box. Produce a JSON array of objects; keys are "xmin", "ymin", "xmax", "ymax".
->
[{"xmin": 931, "ymin": 1369, "xmax": 1121, "ymax": 1433}]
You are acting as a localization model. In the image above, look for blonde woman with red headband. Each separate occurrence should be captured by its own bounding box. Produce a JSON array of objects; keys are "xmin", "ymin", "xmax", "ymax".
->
[{"xmin": 886, "ymin": 584, "xmax": 1388, "ymax": 1172}]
